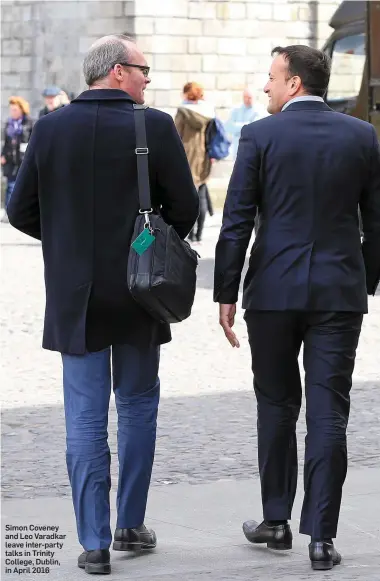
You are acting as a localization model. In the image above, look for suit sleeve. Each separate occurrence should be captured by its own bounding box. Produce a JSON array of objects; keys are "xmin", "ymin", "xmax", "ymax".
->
[
  {"xmin": 360, "ymin": 127, "xmax": 380, "ymax": 295},
  {"xmin": 7, "ymin": 122, "xmax": 41, "ymax": 240},
  {"xmin": 156, "ymin": 114, "xmax": 199, "ymax": 239},
  {"xmin": 214, "ymin": 125, "xmax": 260, "ymax": 303}
]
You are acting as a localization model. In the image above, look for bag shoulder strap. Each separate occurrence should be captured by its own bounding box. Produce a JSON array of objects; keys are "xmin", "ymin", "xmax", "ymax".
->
[{"xmin": 133, "ymin": 104, "xmax": 152, "ymax": 211}]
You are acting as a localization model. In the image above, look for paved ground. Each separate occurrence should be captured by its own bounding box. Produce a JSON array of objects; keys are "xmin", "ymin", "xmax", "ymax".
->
[
  {"xmin": 1, "ymin": 215, "xmax": 380, "ymax": 579},
  {"xmin": 1, "ymin": 216, "xmax": 380, "ymax": 498},
  {"xmin": 2, "ymin": 471, "xmax": 380, "ymax": 580}
]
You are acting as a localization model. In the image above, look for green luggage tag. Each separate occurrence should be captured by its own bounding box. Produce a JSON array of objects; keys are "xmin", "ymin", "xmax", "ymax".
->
[{"xmin": 131, "ymin": 228, "xmax": 155, "ymax": 256}]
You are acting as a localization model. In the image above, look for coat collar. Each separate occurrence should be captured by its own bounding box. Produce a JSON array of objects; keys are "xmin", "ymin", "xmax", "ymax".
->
[
  {"xmin": 282, "ymin": 100, "xmax": 333, "ymax": 113},
  {"xmin": 72, "ymin": 89, "xmax": 136, "ymax": 103}
]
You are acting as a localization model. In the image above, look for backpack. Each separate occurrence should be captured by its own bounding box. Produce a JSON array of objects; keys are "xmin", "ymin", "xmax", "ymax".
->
[{"xmin": 205, "ymin": 118, "xmax": 231, "ymax": 160}]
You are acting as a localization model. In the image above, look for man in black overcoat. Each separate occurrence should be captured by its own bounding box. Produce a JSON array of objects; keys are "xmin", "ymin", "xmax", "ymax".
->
[{"xmin": 8, "ymin": 35, "xmax": 199, "ymax": 574}]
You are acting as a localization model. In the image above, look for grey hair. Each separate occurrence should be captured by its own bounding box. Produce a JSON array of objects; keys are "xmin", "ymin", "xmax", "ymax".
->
[{"xmin": 83, "ymin": 35, "xmax": 134, "ymax": 86}]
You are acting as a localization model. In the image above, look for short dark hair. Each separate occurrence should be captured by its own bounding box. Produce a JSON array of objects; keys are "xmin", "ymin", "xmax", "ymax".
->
[{"xmin": 271, "ymin": 45, "xmax": 331, "ymax": 98}]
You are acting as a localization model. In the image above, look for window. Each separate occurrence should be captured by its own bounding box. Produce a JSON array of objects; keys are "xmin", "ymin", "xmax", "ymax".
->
[{"xmin": 328, "ymin": 34, "xmax": 366, "ymax": 100}]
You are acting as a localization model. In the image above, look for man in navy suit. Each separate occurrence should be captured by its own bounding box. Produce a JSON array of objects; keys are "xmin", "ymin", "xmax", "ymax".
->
[
  {"xmin": 8, "ymin": 35, "xmax": 198, "ymax": 574},
  {"xmin": 214, "ymin": 45, "xmax": 380, "ymax": 570}
]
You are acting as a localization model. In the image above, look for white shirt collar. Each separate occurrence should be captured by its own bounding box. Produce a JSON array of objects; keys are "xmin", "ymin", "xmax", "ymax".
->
[{"xmin": 282, "ymin": 96, "xmax": 324, "ymax": 111}]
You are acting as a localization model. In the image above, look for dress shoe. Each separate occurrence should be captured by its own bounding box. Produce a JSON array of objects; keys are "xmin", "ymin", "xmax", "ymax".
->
[
  {"xmin": 77, "ymin": 549, "xmax": 111, "ymax": 574},
  {"xmin": 309, "ymin": 541, "xmax": 342, "ymax": 570},
  {"xmin": 113, "ymin": 524, "xmax": 157, "ymax": 551},
  {"xmin": 243, "ymin": 520, "xmax": 292, "ymax": 550}
]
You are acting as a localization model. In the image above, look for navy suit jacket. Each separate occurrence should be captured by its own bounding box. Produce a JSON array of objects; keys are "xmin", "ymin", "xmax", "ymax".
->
[
  {"xmin": 214, "ymin": 101, "xmax": 380, "ymax": 312},
  {"xmin": 7, "ymin": 90, "xmax": 199, "ymax": 354}
]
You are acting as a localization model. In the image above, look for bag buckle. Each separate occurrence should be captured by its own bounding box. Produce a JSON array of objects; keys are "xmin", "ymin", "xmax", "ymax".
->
[
  {"xmin": 139, "ymin": 209, "xmax": 154, "ymax": 233},
  {"xmin": 135, "ymin": 147, "xmax": 149, "ymax": 155}
]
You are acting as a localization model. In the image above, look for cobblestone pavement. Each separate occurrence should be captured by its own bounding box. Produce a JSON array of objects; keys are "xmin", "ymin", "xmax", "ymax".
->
[{"xmin": 1, "ymin": 217, "xmax": 380, "ymax": 499}]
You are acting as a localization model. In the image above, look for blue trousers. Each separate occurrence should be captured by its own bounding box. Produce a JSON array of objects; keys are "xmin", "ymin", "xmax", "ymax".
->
[{"xmin": 62, "ymin": 344, "xmax": 160, "ymax": 550}]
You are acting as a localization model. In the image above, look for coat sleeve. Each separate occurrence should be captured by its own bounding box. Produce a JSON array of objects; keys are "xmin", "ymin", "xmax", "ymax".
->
[
  {"xmin": 174, "ymin": 110, "xmax": 184, "ymax": 140},
  {"xmin": 26, "ymin": 117, "xmax": 33, "ymax": 140},
  {"xmin": 7, "ymin": 122, "xmax": 41, "ymax": 240},
  {"xmin": 156, "ymin": 114, "xmax": 199, "ymax": 239},
  {"xmin": 214, "ymin": 125, "xmax": 260, "ymax": 303},
  {"xmin": 360, "ymin": 127, "xmax": 380, "ymax": 295},
  {"xmin": 1, "ymin": 126, "xmax": 11, "ymax": 159},
  {"xmin": 1, "ymin": 126, "xmax": 6, "ymax": 157}
]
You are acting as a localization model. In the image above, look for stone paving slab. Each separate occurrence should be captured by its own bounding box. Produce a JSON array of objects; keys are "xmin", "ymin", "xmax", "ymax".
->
[
  {"xmin": 2, "ymin": 469, "xmax": 380, "ymax": 581},
  {"xmin": 2, "ymin": 376, "xmax": 380, "ymax": 500}
]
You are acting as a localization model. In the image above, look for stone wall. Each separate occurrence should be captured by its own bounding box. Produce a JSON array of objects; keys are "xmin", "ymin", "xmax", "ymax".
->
[
  {"xmin": 1, "ymin": 0, "xmax": 341, "ymax": 202},
  {"xmin": 135, "ymin": 0, "xmax": 341, "ymax": 120},
  {"xmin": 1, "ymin": 0, "xmax": 341, "ymax": 122},
  {"xmin": 1, "ymin": 0, "xmax": 134, "ymax": 121},
  {"xmin": 128, "ymin": 0, "xmax": 340, "ymax": 196}
]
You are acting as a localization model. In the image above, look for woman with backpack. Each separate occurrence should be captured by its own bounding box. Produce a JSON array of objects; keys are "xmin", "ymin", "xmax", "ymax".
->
[{"xmin": 175, "ymin": 82, "xmax": 215, "ymax": 244}]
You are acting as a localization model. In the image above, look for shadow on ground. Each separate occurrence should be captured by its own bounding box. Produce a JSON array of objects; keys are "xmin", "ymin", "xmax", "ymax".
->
[{"xmin": 2, "ymin": 381, "xmax": 379, "ymax": 499}]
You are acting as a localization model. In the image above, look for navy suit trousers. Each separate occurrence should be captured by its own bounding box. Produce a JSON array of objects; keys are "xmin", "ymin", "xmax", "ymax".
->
[
  {"xmin": 245, "ymin": 311, "xmax": 363, "ymax": 539},
  {"xmin": 62, "ymin": 344, "xmax": 160, "ymax": 550}
]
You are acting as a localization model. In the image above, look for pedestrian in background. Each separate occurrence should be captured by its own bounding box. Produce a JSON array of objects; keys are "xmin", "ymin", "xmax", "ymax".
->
[
  {"xmin": 175, "ymin": 82, "xmax": 214, "ymax": 244},
  {"xmin": 225, "ymin": 88, "xmax": 267, "ymax": 234},
  {"xmin": 39, "ymin": 85, "xmax": 67, "ymax": 117},
  {"xmin": 8, "ymin": 35, "xmax": 198, "ymax": 575},
  {"xmin": 214, "ymin": 45, "xmax": 380, "ymax": 571},
  {"xmin": 58, "ymin": 89, "xmax": 71, "ymax": 106},
  {"xmin": 225, "ymin": 88, "xmax": 268, "ymax": 160},
  {"xmin": 1, "ymin": 96, "xmax": 33, "ymax": 217},
  {"xmin": 61, "ymin": 88, "xmax": 77, "ymax": 102}
]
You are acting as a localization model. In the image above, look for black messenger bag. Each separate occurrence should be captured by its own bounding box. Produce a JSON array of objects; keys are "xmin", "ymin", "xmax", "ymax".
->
[{"xmin": 127, "ymin": 104, "xmax": 198, "ymax": 324}]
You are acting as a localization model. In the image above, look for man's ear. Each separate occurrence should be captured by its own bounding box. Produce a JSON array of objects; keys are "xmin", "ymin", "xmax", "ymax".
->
[
  {"xmin": 289, "ymin": 76, "xmax": 301, "ymax": 96},
  {"xmin": 112, "ymin": 64, "xmax": 123, "ymax": 82}
]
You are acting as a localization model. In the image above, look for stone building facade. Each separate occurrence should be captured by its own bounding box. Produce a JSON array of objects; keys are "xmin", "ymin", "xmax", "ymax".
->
[
  {"xmin": 2, "ymin": 0, "xmax": 340, "ymax": 121},
  {"xmin": 1, "ymin": 0, "xmax": 341, "ymax": 200}
]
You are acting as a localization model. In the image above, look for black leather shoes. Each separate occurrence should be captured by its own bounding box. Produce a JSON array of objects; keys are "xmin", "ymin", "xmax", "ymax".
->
[
  {"xmin": 243, "ymin": 520, "xmax": 293, "ymax": 550},
  {"xmin": 309, "ymin": 541, "xmax": 342, "ymax": 570},
  {"xmin": 113, "ymin": 524, "xmax": 157, "ymax": 551},
  {"xmin": 78, "ymin": 549, "xmax": 111, "ymax": 574}
]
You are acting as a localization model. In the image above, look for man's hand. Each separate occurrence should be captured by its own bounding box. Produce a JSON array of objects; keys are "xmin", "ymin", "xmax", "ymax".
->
[
  {"xmin": 1, "ymin": 156, "xmax": 6, "ymax": 165},
  {"xmin": 219, "ymin": 303, "xmax": 240, "ymax": 348}
]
